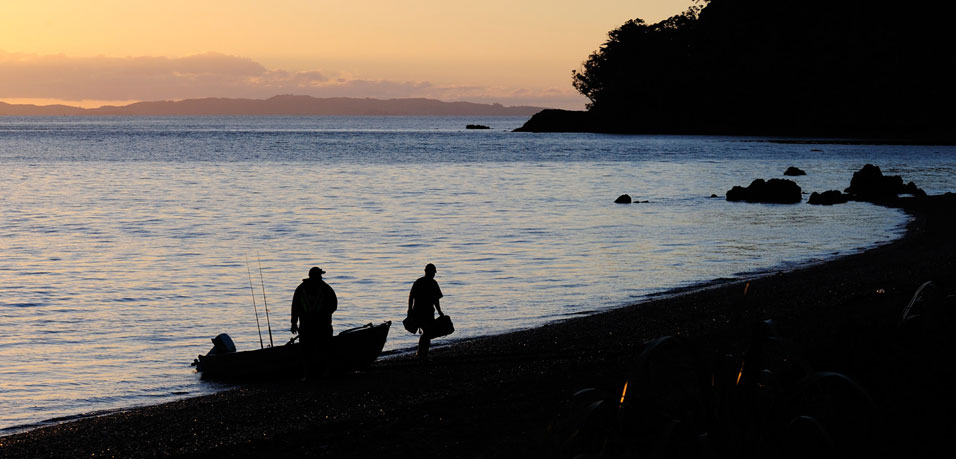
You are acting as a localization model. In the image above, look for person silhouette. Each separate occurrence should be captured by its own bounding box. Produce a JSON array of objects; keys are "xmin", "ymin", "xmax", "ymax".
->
[
  {"xmin": 291, "ymin": 266, "xmax": 337, "ymax": 380},
  {"xmin": 408, "ymin": 263, "xmax": 444, "ymax": 360}
]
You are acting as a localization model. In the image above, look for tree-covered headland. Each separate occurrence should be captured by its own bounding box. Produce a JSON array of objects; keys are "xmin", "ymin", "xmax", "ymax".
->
[{"xmin": 520, "ymin": 0, "xmax": 956, "ymax": 140}]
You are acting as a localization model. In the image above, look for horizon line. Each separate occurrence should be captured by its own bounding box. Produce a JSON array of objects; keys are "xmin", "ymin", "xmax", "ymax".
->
[
  {"xmin": 0, "ymin": 94, "xmax": 552, "ymax": 117},
  {"xmin": 0, "ymin": 94, "xmax": 553, "ymax": 110}
]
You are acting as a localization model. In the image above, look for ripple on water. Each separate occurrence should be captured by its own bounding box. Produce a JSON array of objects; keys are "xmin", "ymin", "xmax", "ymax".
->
[{"xmin": 0, "ymin": 119, "xmax": 946, "ymax": 431}]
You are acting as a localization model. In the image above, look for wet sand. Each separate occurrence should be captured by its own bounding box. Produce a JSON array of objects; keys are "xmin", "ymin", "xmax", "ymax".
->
[{"xmin": 2, "ymin": 194, "xmax": 954, "ymax": 458}]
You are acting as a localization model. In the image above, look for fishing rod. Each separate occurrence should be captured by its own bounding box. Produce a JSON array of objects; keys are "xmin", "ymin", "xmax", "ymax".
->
[
  {"xmin": 245, "ymin": 254, "xmax": 265, "ymax": 350},
  {"xmin": 257, "ymin": 251, "xmax": 274, "ymax": 347}
]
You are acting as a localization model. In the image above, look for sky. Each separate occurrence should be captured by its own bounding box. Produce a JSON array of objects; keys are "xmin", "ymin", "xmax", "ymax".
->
[{"xmin": 1, "ymin": 1, "xmax": 695, "ymax": 109}]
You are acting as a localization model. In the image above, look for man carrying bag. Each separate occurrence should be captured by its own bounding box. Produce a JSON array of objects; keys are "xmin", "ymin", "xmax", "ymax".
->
[{"xmin": 406, "ymin": 263, "xmax": 452, "ymax": 360}]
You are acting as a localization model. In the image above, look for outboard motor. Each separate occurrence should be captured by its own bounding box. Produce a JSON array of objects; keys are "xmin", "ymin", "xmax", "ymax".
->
[
  {"xmin": 191, "ymin": 333, "xmax": 238, "ymax": 368},
  {"xmin": 208, "ymin": 333, "xmax": 237, "ymax": 355}
]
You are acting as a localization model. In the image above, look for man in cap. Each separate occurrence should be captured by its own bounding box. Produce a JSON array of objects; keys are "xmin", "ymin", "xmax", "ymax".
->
[
  {"xmin": 408, "ymin": 263, "xmax": 444, "ymax": 360},
  {"xmin": 291, "ymin": 266, "xmax": 337, "ymax": 379}
]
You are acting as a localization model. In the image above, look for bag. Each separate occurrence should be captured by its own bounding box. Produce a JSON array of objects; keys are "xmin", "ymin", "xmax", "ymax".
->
[
  {"xmin": 402, "ymin": 315, "xmax": 418, "ymax": 334},
  {"xmin": 428, "ymin": 314, "xmax": 455, "ymax": 339}
]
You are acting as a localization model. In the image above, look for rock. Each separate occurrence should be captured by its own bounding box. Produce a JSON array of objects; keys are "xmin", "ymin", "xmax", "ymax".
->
[
  {"xmin": 466, "ymin": 124, "xmax": 491, "ymax": 130},
  {"xmin": 808, "ymin": 190, "xmax": 850, "ymax": 205},
  {"xmin": 513, "ymin": 109, "xmax": 596, "ymax": 132},
  {"xmin": 845, "ymin": 164, "xmax": 899, "ymax": 201},
  {"xmin": 903, "ymin": 181, "xmax": 928, "ymax": 197},
  {"xmin": 726, "ymin": 179, "xmax": 802, "ymax": 204},
  {"xmin": 784, "ymin": 166, "xmax": 807, "ymax": 176},
  {"xmin": 614, "ymin": 194, "xmax": 632, "ymax": 204},
  {"xmin": 710, "ymin": 194, "xmax": 719, "ymax": 198},
  {"xmin": 844, "ymin": 164, "xmax": 926, "ymax": 201}
]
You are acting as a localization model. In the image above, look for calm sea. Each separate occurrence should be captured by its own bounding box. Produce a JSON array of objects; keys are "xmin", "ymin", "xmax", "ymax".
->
[{"xmin": 1, "ymin": 116, "xmax": 955, "ymax": 433}]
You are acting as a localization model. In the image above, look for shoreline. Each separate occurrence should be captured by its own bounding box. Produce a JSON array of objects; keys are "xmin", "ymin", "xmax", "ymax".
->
[
  {"xmin": 2, "ymin": 194, "xmax": 954, "ymax": 457},
  {"xmin": 514, "ymin": 109, "xmax": 956, "ymax": 145},
  {"xmin": 0, "ymin": 216, "xmax": 904, "ymax": 438},
  {"xmin": 0, "ymin": 250, "xmax": 859, "ymax": 436}
]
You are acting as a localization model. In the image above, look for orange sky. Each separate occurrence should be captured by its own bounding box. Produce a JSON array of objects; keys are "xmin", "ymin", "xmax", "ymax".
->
[{"xmin": 1, "ymin": 1, "xmax": 695, "ymax": 109}]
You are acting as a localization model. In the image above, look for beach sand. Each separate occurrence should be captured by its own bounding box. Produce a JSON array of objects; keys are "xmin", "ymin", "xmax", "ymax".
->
[{"xmin": 2, "ymin": 194, "xmax": 954, "ymax": 458}]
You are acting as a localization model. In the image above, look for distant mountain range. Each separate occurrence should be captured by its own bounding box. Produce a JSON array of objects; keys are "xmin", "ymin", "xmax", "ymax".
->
[{"xmin": 0, "ymin": 95, "xmax": 547, "ymax": 116}]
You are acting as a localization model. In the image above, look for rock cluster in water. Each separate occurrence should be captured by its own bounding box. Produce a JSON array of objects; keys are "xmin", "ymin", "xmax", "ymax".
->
[
  {"xmin": 725, "ymin": 164, "xmax": 928, "ymax": 206},
  {"xmin": 726, "ymin": 179, "xmax": 802, "ymax": 204},
  {"xmin": 844, "ymin": 164, "xmax": 926, "ymax": 202}
]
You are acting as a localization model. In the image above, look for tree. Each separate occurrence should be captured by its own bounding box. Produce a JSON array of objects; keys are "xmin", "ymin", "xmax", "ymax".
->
[{"xmin": 566, "ymin": 0, "xmax": 956, "ymax": 138}]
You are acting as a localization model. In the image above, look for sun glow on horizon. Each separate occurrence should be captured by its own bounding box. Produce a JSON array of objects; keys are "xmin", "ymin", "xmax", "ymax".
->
[
  {"xmin": 0, "ymin": 1, "xmax": 695, "ymax": 109},
  {"xmin": 0, "ymin": 98, "xmax": 143, "ymax": 109}
]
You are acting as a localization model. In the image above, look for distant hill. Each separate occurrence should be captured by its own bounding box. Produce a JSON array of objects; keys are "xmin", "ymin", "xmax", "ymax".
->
[
  {"xmin": 0, "ymin": 95, "xmax": 546, "ymax": 116},
  {"xmin": 0, "ymin": 102, "xmax": 87, "ymax": 116}
]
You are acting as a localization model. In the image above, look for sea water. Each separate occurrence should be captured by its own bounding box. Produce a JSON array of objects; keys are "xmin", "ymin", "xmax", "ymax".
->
[{"xmin": 1, "ymin": 116, "xmax": 954, "ymax": 432}]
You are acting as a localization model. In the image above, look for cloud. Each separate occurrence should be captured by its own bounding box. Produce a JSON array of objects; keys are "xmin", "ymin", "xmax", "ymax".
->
[
  {"xmin": 0, "ymin": 51, "xmax": 585, "ymax": 109},
  {"xmin": 0, "ymin": 51, "xmax": 313, "ymax": 100}
]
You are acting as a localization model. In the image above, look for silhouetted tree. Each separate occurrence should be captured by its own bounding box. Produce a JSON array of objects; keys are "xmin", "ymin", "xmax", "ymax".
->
[
  {"xmin": 572, "ymin": 4, "xmax": 702, "ymax": 131},
  {"xmin": 566, "ymin": 0, "xmax": 956, "ymax": 138}
]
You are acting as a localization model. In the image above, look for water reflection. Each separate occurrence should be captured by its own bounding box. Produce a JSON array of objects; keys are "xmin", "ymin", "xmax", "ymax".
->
[{"xmin": 0, "ymin": 120, "xmax": 948, "ymax": 430}]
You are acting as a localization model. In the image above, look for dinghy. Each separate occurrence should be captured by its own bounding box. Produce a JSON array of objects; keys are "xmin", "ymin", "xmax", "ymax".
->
[{"xmin": 193, "ymin": 321, "xmax": 391, "ymax": 380}]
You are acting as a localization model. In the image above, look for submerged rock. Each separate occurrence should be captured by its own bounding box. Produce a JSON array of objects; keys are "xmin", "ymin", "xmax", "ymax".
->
[
  {"xmin": 784, "ymin": 166, "xmax": 807, "ymax": 176},
  {"xmin": 727, "ymin": 179, "xmax": 802, "ymax": 204},
  {"xmin": 615, "ymin": 194, "xmax": 632, "ymax": 204},
  {"xmin": 466, "ymin": 124, "xmax": 491, "ymax": 130},
  {"xmin": 808, "ymin": 190, "xmax": 850, "ymax": 205}
]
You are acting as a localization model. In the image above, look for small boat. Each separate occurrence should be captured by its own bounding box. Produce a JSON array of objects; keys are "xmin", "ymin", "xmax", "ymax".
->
[{"xmin": 193, "ymin": 321, "xmax": 391, "ymax": 380}]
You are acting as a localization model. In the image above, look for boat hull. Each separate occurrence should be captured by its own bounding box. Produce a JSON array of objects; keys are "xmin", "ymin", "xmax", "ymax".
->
[{"xmin": 195, "ymin": 321, "xmax": 391, "ymax": 380}]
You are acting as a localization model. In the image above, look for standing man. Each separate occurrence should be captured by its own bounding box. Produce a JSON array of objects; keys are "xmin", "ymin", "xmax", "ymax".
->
[
  {"xmin": 291, "ymin": 266, "xmax": 337, "ymax": 380},
  {"xmin": 408, "ymin": 263, "xmax": 444, "ymax": 360}
]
